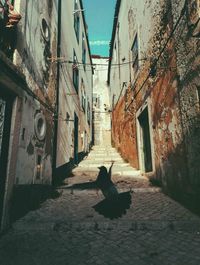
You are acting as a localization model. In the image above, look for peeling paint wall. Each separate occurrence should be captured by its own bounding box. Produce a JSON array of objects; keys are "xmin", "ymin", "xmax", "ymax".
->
[
  {"xmin": 108, "ymin": 0, "xmax": 200, "ymax": 199},
  {"xmin": 0, "ymin": 0, "xmax": 59, "ymax": 230},
  {"xmin": 171, "ymin": 0, "xmax": 200, "ymax": 193},
  {"xmin": 56, "ymin": 0, "xmax": 93, "ymax": 168},
  {"xmin": 10, "ymin": 0, "xmax": 58, "ymax": 185}
]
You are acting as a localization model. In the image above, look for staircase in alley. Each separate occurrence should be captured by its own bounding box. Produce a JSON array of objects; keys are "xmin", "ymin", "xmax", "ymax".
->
[
  {"xmin": 65, "ymin": 145, "xmax": 159, "ymax": 194},
  {"xmin": 73, "ymin": 145, "xmax": 143, "ymax": 178}
]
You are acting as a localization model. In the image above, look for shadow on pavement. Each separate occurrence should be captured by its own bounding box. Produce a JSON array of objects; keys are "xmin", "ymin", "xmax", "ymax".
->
[
  {"xmin": 10, "ymin": 184, "xmax": 61, "ymax": 223},
  {"xmin": 62, "ymin": 163, "xmax": 133, "ymax": 220}
]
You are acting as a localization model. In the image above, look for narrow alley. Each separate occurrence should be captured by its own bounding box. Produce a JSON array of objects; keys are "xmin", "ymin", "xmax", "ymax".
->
[
  {"xmin": 1, "ymin": 0, "xmax": 200, "ymax": 264},
  {"xmin": 0, "ymin": 144, "xmax": 200, "ymax": 264}
]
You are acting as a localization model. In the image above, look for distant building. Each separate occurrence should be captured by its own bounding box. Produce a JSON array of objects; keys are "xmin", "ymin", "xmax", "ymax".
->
[
  {"xmin": 92, "ymin": 56, "xmax": 111, "ymax": 146},
  {"xmin": 54, "ymin": 0, "xmax": 93, "ymax": 180},
  {"xmin": 108, "ymin": 0, "xmax": 200, "ymax": 205}
]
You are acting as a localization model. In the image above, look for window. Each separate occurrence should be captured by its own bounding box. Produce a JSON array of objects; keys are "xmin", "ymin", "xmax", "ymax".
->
[
  {"xmin": 113, "ymin": 42, "xmax": 117, "ymax": 62},
  {"xmin": 41, "ymin": 18, "xmax": 50, "ymax": 42},
  {"xmin": 87, "ymin": 101, "xmax": 90, "ymax": 124},
  {"xmin": 131, "ymin": 34, "xmax": 139, "ymax": 74},
  {"xmin": 196, "ymin": 85, "xmax": 200, "ymax": 109},
  {"xmin": 74, "ymin": 1, "xmax": 80, "ymax": 42},
  {"xmin": 82, "ymin": 34, "xmax": 86, "ymax": 70},
  {"xmin": 73, "ymin": 51, "xmax": 79, "ymax": 93},
  {"xmin": 66, "ymin": 112, "xmax": 70, "ymax": 125},
  {"xmin": 93, "ymin": 94, "xmax": 100, "ymax": 108},
  {"xmin": 93, "ymin": 94, "xmax": 97, "ymax": 108},
  {"xmin": 81, "ymin": 79, "xmax": 86, "ymax": 112}
]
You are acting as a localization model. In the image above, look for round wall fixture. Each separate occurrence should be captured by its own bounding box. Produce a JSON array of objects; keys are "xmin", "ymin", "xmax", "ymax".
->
[{"xmin": 34, "ymin": 113, "xmax": 47, "ymax": 141}]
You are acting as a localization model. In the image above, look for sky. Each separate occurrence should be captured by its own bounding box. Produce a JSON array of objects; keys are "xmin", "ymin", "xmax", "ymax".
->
[{"xmin": 82, "ymin": 0, "xmax": 116, "ymax": 57}]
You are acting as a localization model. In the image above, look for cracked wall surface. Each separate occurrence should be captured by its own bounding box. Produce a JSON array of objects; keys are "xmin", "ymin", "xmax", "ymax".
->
[{"xmin": 108, "ymin": 0, "xmax": 200, "ymax": 199}]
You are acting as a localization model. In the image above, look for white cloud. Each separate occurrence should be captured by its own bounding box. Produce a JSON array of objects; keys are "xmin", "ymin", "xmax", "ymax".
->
[{"xmin": 89, "ymin": 40, "xmax": 110, "ymax": 46}]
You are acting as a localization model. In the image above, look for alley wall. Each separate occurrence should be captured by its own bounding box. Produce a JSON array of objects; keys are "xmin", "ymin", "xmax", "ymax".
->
[
  {"xmin": 56, "ymin": 0, "xmax": 93, "ymax": 170},
  {"xmin": 0, "ymin": 0, "xmax": 93, "ymax": 231},
  {"xmin": 108, "ymin": 0, "xmax": 200, "ymax": 203}
]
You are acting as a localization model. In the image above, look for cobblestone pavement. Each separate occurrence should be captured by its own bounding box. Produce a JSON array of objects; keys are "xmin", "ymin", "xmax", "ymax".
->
[{"xmin": 0, "ymin": 146, "xmax": 200, "ymax": 265}]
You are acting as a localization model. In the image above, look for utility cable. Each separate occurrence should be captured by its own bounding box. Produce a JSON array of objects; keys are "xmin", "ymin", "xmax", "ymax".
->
[{"xmin": 49, "ymin": 57, "xmax": 147, "ymax": 67}]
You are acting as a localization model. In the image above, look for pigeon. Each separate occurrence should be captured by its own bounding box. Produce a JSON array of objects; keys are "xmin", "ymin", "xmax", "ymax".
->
[{"xmin": 93, "ymin": 162, "xmax": 132, "ymax": 219}]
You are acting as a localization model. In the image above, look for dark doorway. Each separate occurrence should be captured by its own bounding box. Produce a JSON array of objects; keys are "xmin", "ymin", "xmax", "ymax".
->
[
  {"xmin": 74, "ymin": 113, "xmax": 79, "ymax": 165},
  {"xmin": 0, "ymin": 94, "xmax": 13, "ymax": 224},
  {"xmin": 138, "ymin": 107, "xmax": 153, "ymax": 172}
]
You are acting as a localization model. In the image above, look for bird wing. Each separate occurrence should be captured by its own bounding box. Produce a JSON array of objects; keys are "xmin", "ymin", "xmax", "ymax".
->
[
  {"xmin": 108, "ymin": 163, "xmax": 114, "ymax": 180},
  {"xmin": 92, "ymin": 191, "xmax": 132, "ymax": 219}
]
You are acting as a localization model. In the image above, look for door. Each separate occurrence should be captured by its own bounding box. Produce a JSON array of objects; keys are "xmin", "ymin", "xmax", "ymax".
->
[
  {"xmin": 74, "ymin": 113, "xmax": 79, "ymax": 164},
  {"xmin": 0, "ymin": 95, "xmax": 13, "ymax": 224},
  {"xmin": 138, "ymin": 107, "xmax": 153, "ymax": 172}
]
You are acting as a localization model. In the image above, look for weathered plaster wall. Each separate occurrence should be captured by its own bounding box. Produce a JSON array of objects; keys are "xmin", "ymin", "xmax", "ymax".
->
[
  {"xmin": 1, "ymin": 97, "xmax": 22, "ymax": 230},
  {"xmin": 0, "ymin": 0, "xmax": 58, "ymax": 230},
  {"xmin": 112, "ymin": 91, "xmax": 139, "ymax": 168},
  {"xmin": 109, "ymin": 0, "xmax": 166, "ymax": 169},
  {"xmin": 171, "ymin": 0, "xmax": 200, "ymax": 194},
  {"xmin": 109, "ymin": 0, "xmax": 163, "ymax": 107},
  {"xmin": 109, "ymin": 0, "xmax": 200, "ymax": 200},
  {"xmin": 11, "ymin": 0, "xmax": 58, "ymax": 185},
  {"xmin": 56, "ymin": 0, "xmax": 93, "ymax": 168}
]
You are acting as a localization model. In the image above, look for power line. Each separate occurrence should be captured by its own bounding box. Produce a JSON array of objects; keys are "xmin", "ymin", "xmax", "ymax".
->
[{"xmin": 49, "ymin": 57, "xmax": 147, "ymax": 67}]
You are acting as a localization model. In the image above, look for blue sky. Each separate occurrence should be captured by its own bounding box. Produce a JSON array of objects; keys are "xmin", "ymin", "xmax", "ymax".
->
[{"xmin": 82, "ymin": 0, "xmax": 116, "ymax": 57}]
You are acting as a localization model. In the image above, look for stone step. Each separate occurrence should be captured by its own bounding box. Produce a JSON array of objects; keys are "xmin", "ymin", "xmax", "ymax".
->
[
  {"xmin": 91, "ymin": 148, "xmax": 115, "ymax": 152},
  {"xmin": 85, "ymin": 159, "xmax": 124, "ymax": 163},
  {"xmin": 86, "ymin": 153, "xmax": 123, "ymax": 157},
  {"xmin": 78, "ymin": 162, "xmax": 131, "ymax": 168},
  {"xmin": 91, "ymin": 145, "xmax": 114, "ymax": 148},
  {"xmin": 73, "ymin": 166, "xmax": 143, "ymax": 178},
  {"xmin": 75, "ymin": 145, "xmax": 144, "ymax": 179},
  {"xmin": 87, "ymin": 152, "xmax": 122, "ymax": 156},
  {"xmin": 86, "ymin": 155, "xmax": 124, "ymax": 159}
]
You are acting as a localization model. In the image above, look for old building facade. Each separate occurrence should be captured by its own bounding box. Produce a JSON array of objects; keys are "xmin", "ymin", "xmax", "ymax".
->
[
  {"xmin": 0, "ymin": 0, "xmax": 93, "ymax": 231},
  {"xmin": 54, "ymin": 0, "xmax": 93, "ymax": 180},
  {"xmin": 108, "ymin": 0, "xmax": 200, "ymax": 205},
  {"xmin": 0, "ymin": 0, "xmax": 58, "ymax": 231}
]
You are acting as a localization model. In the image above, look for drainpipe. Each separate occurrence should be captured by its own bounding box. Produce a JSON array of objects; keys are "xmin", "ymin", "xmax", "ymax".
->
[{"xmin": 52, "ymin": 0, "xmax": 61, "ymax": 184}]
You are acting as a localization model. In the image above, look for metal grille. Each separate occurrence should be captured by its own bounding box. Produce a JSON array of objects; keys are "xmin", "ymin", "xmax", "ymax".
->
[{"xmin": 0, "ymin": 98, "xmax": 6, "ymax": 155}]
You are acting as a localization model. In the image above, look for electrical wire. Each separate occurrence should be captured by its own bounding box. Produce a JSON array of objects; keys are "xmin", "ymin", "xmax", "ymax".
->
[{"xmin": 50, "ymin": 57, "xmax": 147, "ymax": 67}]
